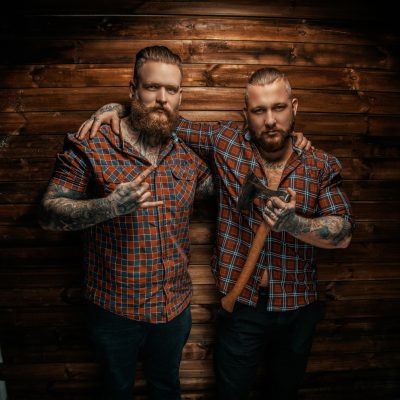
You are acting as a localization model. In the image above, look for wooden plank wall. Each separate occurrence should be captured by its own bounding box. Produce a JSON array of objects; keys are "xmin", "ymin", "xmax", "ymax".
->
[{"xmin": 1, "ymin": 1, "xmax": 400, "ymax": 399}]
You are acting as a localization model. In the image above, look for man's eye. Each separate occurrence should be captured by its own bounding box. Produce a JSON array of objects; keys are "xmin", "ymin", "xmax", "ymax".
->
[
  {"xmin": 167, "ymin": 88, "xmax": 178, "ymax": 94},
  {"xmin": 253, "ymin": 109, "xmax": 264, "ymax": 114},
  {"xmin": 146, "ymin": 85, "xmax": 158, "ymax": 90}
]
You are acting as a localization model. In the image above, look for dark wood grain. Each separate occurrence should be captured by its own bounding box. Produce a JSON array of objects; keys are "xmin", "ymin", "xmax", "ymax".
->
[
  {"xmin": 3, "ymin": 39, "xmax": 397, "ymax": 69},
  {"xmin": 2, "ymin": 64, "xmax": 399, "ymax": 92},
  {"xmin": 1, "ymin": 2, "xmax": 399, "ymax": 399}
]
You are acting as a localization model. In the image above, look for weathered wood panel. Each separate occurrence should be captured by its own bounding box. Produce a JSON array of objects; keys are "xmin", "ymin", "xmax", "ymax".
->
[
  {"xmin": 9, "ymin": 16, "xmax": 398, "ymax": 45},
  {"xmin": 3, "ymin": 39, "xmax": 397, "ymax": 69},
  {"xmin": 16, "ymin": 0, "xmax": 397, "ymax": 22},
  {"xmin": 2, "ymin": 64, "xmax": 399, "ymax": 92},
  {"xmin": 1, "ymin": 2, "xmax": 399, "ymax": 400},
  {"xmin": 2, "ymin": 87, "xmax": 399, "ymax": 114},
  {"xmin": 2, "ymin": 111, "xmax": 400, "ymax": 137}
]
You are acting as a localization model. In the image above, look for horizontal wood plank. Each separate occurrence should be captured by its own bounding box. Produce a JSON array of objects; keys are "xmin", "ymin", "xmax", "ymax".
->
[
  {"xmin": 1, "ymin": 180, "xmax": 398, "ymax": 205},
  {"xmin": 2, "ymin": 64, "xmax": 399, "ymax": 92},
  {"xmin": 2, "ymin": 112, "xmax": 400, "ymax": 137},
  {"xmin": 0, "ymin": 280, "xmax": 399, "ymax": 308},
  {"xmin": 2, "ymin": 157, "xmax": 400, "ymax": 182},
  {"xmin": 1, "ymin": 201, "xmax": 399, "ymax": 227},
  {"xmin": 2, "ymin": 87, "xmax": 400, "ymax": 114},
  {"xmin": 2, "ymin": 301, "xmax": 400, "ymax": 330},
  {"xmin": 1, "ymin": 258, "xmax": 398, "ymax": 287},
  {"xmin": 2, "ymin": 133, "xmax": 400, "ymax": 160},
  {"xmin": 3, "ymin": 40, "xmax": 396, "ymax": 70},
  {"xmin": 9, "ymin": 16, "xmax": 397, "ymax": 46},
  {"xmin": 17, "ymin": 0, "xmax": 396, "ymax": 22}
]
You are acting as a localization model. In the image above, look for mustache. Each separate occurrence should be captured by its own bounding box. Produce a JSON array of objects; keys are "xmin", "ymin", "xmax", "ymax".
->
[{"xmin": 149, "ymin": 105, "xmax": 172, "ymax": 115}]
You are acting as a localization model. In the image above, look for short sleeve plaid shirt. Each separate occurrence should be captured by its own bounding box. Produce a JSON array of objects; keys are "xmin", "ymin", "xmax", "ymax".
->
[
  {"xmin": 50, "ymin": 125, "xmax": 211, "ymax": 323},
  {"xmin": 176, "ymin": 118, "xmax": 354, "ymax": 311}
]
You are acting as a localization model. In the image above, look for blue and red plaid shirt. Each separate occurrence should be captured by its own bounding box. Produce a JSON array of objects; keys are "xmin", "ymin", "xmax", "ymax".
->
[
  {"xmin": 50, "ymin": 125, "xmax": 211, "ymax": 323},
  {"xmin": 176, "ymin": 118, "xmax": 354, "ymax": 311}
]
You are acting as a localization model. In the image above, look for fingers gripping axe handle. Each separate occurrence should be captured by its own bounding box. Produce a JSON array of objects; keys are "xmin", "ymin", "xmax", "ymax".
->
[
  {"xmin": 221, "ymin": 171, "xmax": 291, "ymax": 313},
  {"xmin": 220, "ymin": 221, "xmax": 270, "ymax": 313}
]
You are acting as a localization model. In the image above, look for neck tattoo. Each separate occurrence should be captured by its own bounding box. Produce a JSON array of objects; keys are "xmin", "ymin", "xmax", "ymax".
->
[
  {"xmin": 263, "ymin": 161, "xmax": 286, "ymax": 170},
  {"xmin": 121, "ymin": 121, "xmax": 160, "ymax": 166}
]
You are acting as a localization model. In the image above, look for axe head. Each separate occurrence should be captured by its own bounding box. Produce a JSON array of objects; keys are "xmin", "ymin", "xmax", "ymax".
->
[
  {"xmin": 237, "ymin": 171, "xmax": 291, "ymax": 211},
  {"xmin": 237, "ymin": 172, "xmax": 262, "ymax": 211}
]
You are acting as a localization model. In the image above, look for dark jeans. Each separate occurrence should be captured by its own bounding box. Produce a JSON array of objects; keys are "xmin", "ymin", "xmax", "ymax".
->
[
  {"xmin": 87, "ymin": 302, "xmax": 192, "ymax": 400},
  {"xmin": 214, "ymin": 292, "xmax": 325, "ymax": 400}
]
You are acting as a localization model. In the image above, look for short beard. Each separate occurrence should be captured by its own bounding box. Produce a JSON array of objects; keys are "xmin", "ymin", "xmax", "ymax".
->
[
  {"xmin": 251, "ymin": 114, "xmax": 295, "ymax": 153},
  {"xmin": 129, "ymin": 98, "xmax": 179, "ymax": 147}
]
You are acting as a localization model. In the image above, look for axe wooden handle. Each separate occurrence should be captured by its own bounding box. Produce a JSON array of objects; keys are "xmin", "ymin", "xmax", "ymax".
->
[{"xmin": 221, "ymin": 221, "xmax": 270, "ymax": 313}]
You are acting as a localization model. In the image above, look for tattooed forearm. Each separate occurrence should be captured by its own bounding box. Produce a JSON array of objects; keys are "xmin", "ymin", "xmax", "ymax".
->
[
  {"xmin": 39, "ymin": 182, "xmax": 142, "ymax": 231},
  {"xmin": 39, "ymin": 185, "xmax": 114, "ymax": 231},
  {"xmin": 275, "ymin": 212, "xmax": 352, "ymax": 247},
  {"xmin": 309, "ymin": 217, "xmax": 353, "ymax": 245},
  {"xmin": 39, "ymin": 196, "xmax": 115, "ymax": 231},
  {"xmin": 195, "ymin": 176, "xmax": 215, "ymax": 199}
]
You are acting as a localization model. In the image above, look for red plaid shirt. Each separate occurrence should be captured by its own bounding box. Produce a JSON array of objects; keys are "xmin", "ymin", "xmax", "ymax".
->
[
  {"xmin": 50, "ymin": 125, "xmax": 210, "ymax": 323},
  {"xmin": 176, "ymin": 118, "xmax": 354, "ymax": 311}
]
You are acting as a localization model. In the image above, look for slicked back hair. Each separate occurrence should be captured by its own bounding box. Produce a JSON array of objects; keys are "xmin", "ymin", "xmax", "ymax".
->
[
  {"xmin": 133, "ymin": 46, "xmax": 183, "ymax": 86},
  {"xmin": 245, "ymin": 67, "xmax": 292, "ymax": 106}
]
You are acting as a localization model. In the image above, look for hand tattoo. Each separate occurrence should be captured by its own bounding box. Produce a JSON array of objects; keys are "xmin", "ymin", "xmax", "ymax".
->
[
  {"xmin": 92, "ymin": 103, "xmax": 127, "ymax": 119},
  {"xmin": 109, "ymin": 184, "xmax": 140, "ymax": 216}
]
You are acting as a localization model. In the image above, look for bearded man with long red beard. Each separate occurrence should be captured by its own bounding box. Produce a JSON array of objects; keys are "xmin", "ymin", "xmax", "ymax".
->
[{"xmin": 38, "ymin": 46, "xmax": 213, "ymax": 400}]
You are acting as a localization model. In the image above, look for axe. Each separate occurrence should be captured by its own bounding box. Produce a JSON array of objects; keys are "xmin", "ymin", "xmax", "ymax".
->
[{"xmin": 220, "ymin": 171, "xmax": 291, "ymax": 313}]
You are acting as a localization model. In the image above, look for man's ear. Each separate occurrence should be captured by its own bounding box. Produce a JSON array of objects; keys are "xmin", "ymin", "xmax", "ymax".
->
[
  {"xmin": 292, "ymin": 97, "xmax": 298, "ymax": 116},
  {"xmin": 129, "ymin": 81, "xmax": 136, "ymax": 99},
  {"xmin": 242, "ymin": 108, "xmax": 249, "ymax": 131},
  {"xmin": 243, "ymin": 107, "xmax": 249, "ymax": 124},
  {"xmin": 178, "ymin": 88, "xmax": 183, "ymax": 106}
]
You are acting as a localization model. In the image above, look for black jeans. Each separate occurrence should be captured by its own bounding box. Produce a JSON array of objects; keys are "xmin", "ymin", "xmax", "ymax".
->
[
  {"xmin": 87, "ymin": 302, "xmax": 192, "ymax": 400},
  {"xmin": 214, "ymin": 292, "xmax": 324, "ymax": 400}
]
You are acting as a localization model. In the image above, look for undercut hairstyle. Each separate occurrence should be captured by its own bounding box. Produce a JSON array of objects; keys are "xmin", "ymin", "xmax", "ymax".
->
[
  {"xmin": 133, "ymin": 46, "xmax": 183, "ymax": 86},
  {"xmin": 245, "ymin": 67, "xmax": 292, "ymax": 105}
]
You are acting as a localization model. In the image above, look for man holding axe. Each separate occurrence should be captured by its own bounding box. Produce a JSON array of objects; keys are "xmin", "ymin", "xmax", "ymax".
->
[
  {"xmin": 214, "ymin": 67, "xmax": 353, "ymax": 400},
  {"xmin": 78, "ymin": 65, "xmax": 354, "ymax": 399}
]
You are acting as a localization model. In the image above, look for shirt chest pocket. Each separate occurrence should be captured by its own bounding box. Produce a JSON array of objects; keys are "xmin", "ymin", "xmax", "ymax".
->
[
  {"xmin": 168, "ymin": 162, "xmax": 196, "ymax": 209},
  {"xmin": 100, "ymin": 164, "xmax": 142, "ymax": 194}
]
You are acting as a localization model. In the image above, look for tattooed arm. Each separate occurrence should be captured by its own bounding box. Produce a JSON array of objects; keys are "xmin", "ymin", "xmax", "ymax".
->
[
  {"xmin": 39, "ymin": 166, "xmax": 163, "ymax": 231},
  {"xmin": 76, "ymin": 103, "xmax": 128, "ymax": 140},
  {"xmin": 39, "ymin": 184, "xmax": 114, "ymax": 231},
  {"xmin": 263, "ymin": 188, "xmax": 353, "ymax": 249}
]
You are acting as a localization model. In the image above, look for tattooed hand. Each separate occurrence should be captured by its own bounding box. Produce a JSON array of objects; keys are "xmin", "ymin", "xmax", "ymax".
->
[
  {"xmin": 39, "ymin": 165, "xmax": 163, "ymax": 231},
  {"xmin": 76, "ymin": 103, "xmax": 127, "ymax": 140},
  {"xmin": 262, "ymin": 188, "xmax": 297, "ymax": 232},
  {"xmin": 262, "ymin": 187, "xmax": 352, "ymax": 248},
  {"xmin": 108, "ymin": 165, "xmax": 163, "ymax": 216}
]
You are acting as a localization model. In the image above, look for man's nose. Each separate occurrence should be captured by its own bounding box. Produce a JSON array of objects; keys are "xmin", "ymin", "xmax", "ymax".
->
[
  {"xmin": 264, "ymin": 111, "xmax": 276, "ymax": 128},
  {"xmin": 156, "ymin": 88, "xmax": 167, "ymax": 104}
]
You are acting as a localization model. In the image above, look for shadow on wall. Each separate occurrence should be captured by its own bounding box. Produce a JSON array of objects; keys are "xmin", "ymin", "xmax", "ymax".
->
[{"xmin": 0, "ymin": 347, "xmax": 7, "ymax": 400}]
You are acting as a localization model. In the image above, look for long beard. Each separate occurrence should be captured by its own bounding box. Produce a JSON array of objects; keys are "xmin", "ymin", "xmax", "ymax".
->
[{"xmin": 129, "ymin": 98, "xmax": 179, "ymax": 146}]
